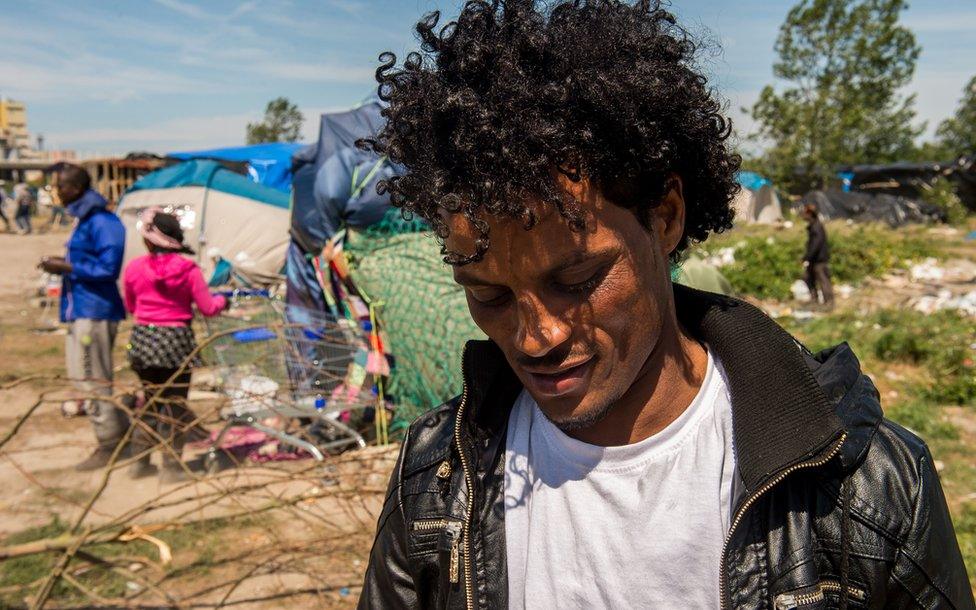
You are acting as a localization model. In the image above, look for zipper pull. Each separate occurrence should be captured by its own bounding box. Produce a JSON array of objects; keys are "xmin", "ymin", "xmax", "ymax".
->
[
  {"xmin": 773, "ymin": 594, "xmax": 797, "ymax": 610},
  {"xmin": 449, "ymin": 534, "xmax": 461, "ymax": 583},
  {"xmin": 436, "ymin": 460, "xmax": 452, "ymax": 479}
]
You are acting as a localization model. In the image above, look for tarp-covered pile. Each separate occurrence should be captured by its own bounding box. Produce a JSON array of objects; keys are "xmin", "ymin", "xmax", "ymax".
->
[
  {"xmin": 838, "ymin": 156, "xmax": 976, "ymax": 211},
  {"xmin": 800, "ymin": 190, "xmax": 945, "ymax": 227}
]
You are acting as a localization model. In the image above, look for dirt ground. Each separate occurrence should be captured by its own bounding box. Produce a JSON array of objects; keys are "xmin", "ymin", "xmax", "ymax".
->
[{"xmin": 0, "ymin": 228, "xmax": 389, "ymax": 608}]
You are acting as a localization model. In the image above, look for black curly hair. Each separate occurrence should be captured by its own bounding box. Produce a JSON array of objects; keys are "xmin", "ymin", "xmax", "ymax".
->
[{"xmin": 362, "ymin": 0, "xmax": 740, "ymax": 265}]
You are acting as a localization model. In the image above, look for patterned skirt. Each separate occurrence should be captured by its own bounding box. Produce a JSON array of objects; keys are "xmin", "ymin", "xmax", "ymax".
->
[{"xmin": 127, "ymin": 324, "xmax": 201, "ymax": 370}]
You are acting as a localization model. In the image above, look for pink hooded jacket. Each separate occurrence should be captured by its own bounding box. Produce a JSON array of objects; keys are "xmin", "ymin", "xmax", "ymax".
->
[{"xmin": 123, "ymin": 253, "xmax": 227, "ymax": 325}]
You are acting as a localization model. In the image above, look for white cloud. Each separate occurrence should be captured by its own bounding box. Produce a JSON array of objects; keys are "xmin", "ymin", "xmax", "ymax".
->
[
  {"xmin": 51, "ymin": 104, "xmax": 353, "ymax": 153},
  {"xmin": 254, "ymin": 61, "xmax": 376, "ymax": 83},
  {"xmin": 51, "ymin": 111, "xmax": 258, "ymax": 153},
  {"xmin": 152, "ymin": 0, "xmax": 212, "ymax": 20},
  {"xmin": 0, "ymin": 57, "xmax": 217, "ymax": 103}
]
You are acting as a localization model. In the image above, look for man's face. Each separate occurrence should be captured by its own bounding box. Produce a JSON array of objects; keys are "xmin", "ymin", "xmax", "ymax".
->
[{"xmin": 446, "ymin": 178, "xmax": 682, "ymax": 431}]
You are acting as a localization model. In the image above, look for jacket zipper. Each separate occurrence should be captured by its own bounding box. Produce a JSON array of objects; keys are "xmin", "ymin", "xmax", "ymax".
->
[
  {"xmin": 454, "ymin": 352, "xmax": 475, "ymax": 610},
  {"xmin": 411, "ymin": 519, "xmax": 462, "ymax": 584},
  {"xmin": 412, "ymin": 518, "xmax": 450, "ymax": 532},
  {"xmin": 773, "ymin": 579, "xmax": 866, "ymax": 608},
  {"xmin": 720, "ymin": 432, "xmax": 847, "ymax": 610}
]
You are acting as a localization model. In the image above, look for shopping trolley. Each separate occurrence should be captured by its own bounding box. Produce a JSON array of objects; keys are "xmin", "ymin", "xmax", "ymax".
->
[{"xmin": 201, "ymin": 290, "xmax": 372, "ymax": 470}]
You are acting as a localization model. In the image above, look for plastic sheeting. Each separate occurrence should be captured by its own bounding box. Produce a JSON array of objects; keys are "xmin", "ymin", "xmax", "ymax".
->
[
  {"xmin": 169, "ymin": 143, "xmax": 304, "ymax": 193},
  {"xmin": 736, "ymin": 171, "xmax": 772, "ymax": 191},
  {"xmin": 837, "ymin": 157, "xmax": 976, "ymax": 211},
  {"xmin": 800, "ymin": 190, "xmax": 946, "ymax": 227}
]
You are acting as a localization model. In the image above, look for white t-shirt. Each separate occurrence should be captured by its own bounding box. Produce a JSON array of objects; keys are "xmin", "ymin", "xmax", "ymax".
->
[{"xmin": 504, "ymin": 350, "xmax": 736, "ymax": 609}]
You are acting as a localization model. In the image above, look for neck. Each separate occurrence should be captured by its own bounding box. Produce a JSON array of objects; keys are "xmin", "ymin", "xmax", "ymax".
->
[{"xmin": 567, "ymin": 296, "xmax": 709, "ymax": 447}]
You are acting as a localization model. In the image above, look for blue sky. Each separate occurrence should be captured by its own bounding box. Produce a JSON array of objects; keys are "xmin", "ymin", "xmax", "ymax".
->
[{"xmin": 1, "ymin": 0, "xmax": 973, "ymax": 155}]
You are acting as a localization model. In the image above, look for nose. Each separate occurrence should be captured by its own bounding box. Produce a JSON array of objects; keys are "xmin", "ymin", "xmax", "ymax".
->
[{"xmin": 514, "ymin": 293, "xmax": 571, "ymax": 358}]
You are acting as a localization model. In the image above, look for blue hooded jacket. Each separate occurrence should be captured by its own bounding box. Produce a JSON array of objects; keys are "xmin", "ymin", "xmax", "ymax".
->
[{"xmin": 61, "ymin": 190, "xmax": 126, "ymax": 322}]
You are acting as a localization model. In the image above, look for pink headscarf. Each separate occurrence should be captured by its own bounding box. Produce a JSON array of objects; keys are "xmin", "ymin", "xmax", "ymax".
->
[{"xmin": 139, "ymin": 207, "xmax": 185, "ymax": 251}]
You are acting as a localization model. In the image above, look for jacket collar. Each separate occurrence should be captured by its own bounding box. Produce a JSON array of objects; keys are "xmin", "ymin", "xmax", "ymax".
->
[
  {"xmin": 460, "ymin": 285, "xmax": 879, "ymax": 495},
  {"xmin": 66, "ymin": 189, "xmax": 108, "ymax": 221}
]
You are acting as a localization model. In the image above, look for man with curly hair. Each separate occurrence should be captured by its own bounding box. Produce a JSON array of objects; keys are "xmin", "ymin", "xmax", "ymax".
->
[{"xmin": 359, "ymin": 1, "xmax": 974, "ymax": 608}]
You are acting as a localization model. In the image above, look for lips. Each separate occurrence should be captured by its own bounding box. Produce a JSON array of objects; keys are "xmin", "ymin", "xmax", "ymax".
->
[{"xmin": 522, "ymin": 357, "xmax": 594, "ymax": 397}]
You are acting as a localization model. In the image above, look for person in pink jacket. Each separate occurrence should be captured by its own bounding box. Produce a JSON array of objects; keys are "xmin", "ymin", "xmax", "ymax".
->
[{"xmin": 123, "ymin": 209, "xmax": 228, "ymax": 482}]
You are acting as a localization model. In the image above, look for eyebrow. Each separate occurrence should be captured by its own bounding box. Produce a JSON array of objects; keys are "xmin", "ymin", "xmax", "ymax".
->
[{"xmin": 453, "ymin": 247, "xmax": 619, "ymax": 286}]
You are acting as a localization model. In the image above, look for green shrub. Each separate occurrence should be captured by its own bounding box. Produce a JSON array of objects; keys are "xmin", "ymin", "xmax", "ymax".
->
[{"xmin": 919, "ymin": 177, "xmax": 970, "ymax": 226}]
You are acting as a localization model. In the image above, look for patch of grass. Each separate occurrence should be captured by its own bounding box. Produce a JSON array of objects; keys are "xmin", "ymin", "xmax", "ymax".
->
[
  {"xmin": 0, "ymin": 515, "xmax": 257, "ymax": 606},
  {"xmin": 886, "ymin": 400, "xmax": 959, "ymax": 441},
  {"xmin": 0, "ymin": 517, "xmax": 72, "ymax": 604},
  {"xmin": 955, "ymin": 503, "xmax": 976, "ymax": 589},
  {"xmin": 782, "ymin": 308, "xmax": 976, "ymax": 407},
  {"xmin": 698, "ymin": 223, "xmax": 942, "ymax": 300}
]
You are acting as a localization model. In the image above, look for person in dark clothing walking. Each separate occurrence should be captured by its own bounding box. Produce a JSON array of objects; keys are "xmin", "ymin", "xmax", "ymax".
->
[
  {"xmin": 356, "ymin": 2, "xmax": 973, "ymax": 609},
  {"xmin": 802, "ymin": 203, "xmax": 834, "ymax": 308},
  {"xmin": 14, "ymin": 183, "xmax": 34, "ymax": 234}
]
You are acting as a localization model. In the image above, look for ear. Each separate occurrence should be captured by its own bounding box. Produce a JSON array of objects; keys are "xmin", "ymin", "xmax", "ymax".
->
[{"xmin": 649, "ymin": 174, "xmax": 686, "ymax": 259}]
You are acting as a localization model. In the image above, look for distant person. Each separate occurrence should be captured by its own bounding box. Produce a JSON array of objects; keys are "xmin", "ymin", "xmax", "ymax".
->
[
  {"xmin": 38, "ymin": 164, "xmax": 128, "ymax": 471},
  {"xmin": 0, "ymin": 182, "xmax": 11, "ymax": 232},
  {"xmin": 802, "ymin": 202, "xmax": 833, "ymax": 308},
  {"xmin": 39, "ymin": 185, "xmax": 65, "ymax": 228},
  {"xmin": 123, "ymin": 210, "xmax": 228, "ymax": 482},
  {"xmin": 13, "ymin": 183, "xmax": 33, "ymax": 234}
]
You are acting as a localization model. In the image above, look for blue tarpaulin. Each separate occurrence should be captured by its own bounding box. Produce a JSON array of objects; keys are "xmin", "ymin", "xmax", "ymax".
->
[
  {"xmin": 127, "ymin": 159, "xmax": 290, "ymax": 208},
  {"xmin": 736, "ymin": 171, "xmax": 772, "ymax": 191},
  {"xmin": 168, "ymin": 143, "xmax": 304, "ymax": 192}
]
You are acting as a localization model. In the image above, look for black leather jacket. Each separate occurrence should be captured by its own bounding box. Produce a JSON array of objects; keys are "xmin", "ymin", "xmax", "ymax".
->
[{"xmin": 360, "ymin": 287, "xmax": 974, "ymax": 609}]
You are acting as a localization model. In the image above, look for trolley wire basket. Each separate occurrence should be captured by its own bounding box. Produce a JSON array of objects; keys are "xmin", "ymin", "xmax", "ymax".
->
[{"xmin": 201, "ymin": 290, "xmax": 373, "ymax": 468}]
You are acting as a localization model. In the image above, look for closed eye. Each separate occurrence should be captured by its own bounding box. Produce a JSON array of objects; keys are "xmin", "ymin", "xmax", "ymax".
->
[
  {"xmin": 555, "ymin": 264, "xmax": 610, "ymax": 294},
  {"xmin": 468, "ymin": 287, "xmax": 512, "ymax": 307}
]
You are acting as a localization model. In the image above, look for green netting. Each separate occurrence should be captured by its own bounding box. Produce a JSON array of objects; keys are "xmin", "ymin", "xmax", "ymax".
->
[{"xmin": 344, "ymin": 219, "xmax": 485, "ymax": 429}]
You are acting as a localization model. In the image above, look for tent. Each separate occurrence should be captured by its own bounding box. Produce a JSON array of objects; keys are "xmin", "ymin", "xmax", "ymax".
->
[
  {"xmin": 168, "ymin": 143, "xmax": 305, "ymax": 193},
  {"xmin": 732, "ymin": 172, "xmax": 783, "ymax": 225},
  {"xmin": 117, "ymin": 160, "xmax": 291, "ymax": 285}
]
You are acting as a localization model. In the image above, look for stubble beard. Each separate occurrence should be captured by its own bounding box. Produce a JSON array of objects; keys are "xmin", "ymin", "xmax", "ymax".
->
[{"xmin": 540, "ymin": 386, "xmax": 624, "ymax": 433}]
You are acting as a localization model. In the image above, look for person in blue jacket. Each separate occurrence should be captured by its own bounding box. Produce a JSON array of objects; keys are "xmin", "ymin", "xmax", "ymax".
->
[{"xmin": 39, "ymin": 164, "xmax": 129, "ymax": 471}]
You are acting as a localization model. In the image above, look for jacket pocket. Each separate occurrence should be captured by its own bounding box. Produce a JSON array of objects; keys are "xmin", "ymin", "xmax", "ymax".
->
[
  {"xmin": 409, "ymin": 517, "xmax": 451, "ymax": 557},
  {"xmin": 773, "ymin": 579, "xmax": 867, "ymax": 609},
  {"xmin": 409, "ymin": 518, "xmax": 464, "ymax": 609}
]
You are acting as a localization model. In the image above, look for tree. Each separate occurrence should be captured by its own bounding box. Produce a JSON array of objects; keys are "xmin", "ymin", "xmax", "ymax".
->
[
  {"xmin": 935, "ymin": 76, "xmax": 976, "ymax": 159},
  {"xmin": 749, "ymin": 0, "xmax": 922, "ymax": 192},
  {"xmin": 246, "ymin": 97, "xmax": 304, "ymax": 144}
]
